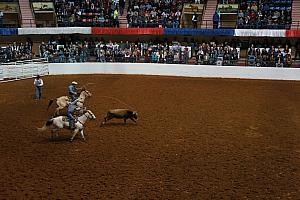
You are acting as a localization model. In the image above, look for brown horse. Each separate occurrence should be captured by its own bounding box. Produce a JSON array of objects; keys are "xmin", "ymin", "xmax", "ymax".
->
[{"xmin": 47, "ymin": 89, "xmax": 92, "ymax": 116}]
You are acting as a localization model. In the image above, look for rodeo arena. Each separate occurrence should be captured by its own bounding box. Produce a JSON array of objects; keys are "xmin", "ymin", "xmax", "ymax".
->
[{"xmin": 2, "ymin": 0, "xmax": 300, "ymax": 199}]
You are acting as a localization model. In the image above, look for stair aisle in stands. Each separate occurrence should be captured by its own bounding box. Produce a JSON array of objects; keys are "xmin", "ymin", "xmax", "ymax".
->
[
  {"xmin": 201, "ymin": 0, "xmax": 218, "ymax": 29},
  {"xmin": 19, "ymin": 0, "xmax": 36, "ymax": 28},
  {"xmin": 291, "ymin": 0, "xmax": 300, "ymax": 30}
]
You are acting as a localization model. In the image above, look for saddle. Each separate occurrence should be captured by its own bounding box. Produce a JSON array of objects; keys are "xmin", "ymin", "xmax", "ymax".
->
[{"xmin": 62, "ymin": 116, "xmax": 78, "ymax": 130}]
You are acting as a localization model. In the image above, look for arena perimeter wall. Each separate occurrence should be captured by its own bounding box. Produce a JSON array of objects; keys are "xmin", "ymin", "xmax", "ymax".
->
[{"xmin": 49, "ymin": 63, "xmax": 300, "ymax": 81}]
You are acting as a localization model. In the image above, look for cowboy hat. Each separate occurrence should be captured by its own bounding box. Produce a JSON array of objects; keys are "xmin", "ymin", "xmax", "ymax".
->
[{"xmin": 72, "ymin": 81, "xmax": 78, "ymax": 85}]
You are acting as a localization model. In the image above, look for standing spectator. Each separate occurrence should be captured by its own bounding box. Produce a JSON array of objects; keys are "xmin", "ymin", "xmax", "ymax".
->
[
  {"xmin": 119, "ymin": 0, "xmax": 125, "ymax": 16},
  {"xmin": 34, "ymin": 75, "xmax": 44, "ymax": 100},
  {"xmin": 173, "ymin": 16, "xmax": 180, "ymax": 28},
  {"xmin": 113, "ymin": 9, "xmax": 119, "ymax": 27},
  {"xmin": 213, "ymin": 11, "xmax": 220, "ymax": 29},
  {"xmin": 0, "ymin": 11, "xmax": 3, "ymax": 28},
  {"xmin": 192, "ymin": 13, "xmax": 198, "ymax": 28}
]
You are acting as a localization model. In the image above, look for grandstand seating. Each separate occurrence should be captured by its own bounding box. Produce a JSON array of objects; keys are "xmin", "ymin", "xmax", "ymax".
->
[
  {"xmin": 54, "ymin": 0, "xmax": 119, "ymax": 27},
  {"xmin": 247, "ymin": 44, "xmax": 292, "ymax": 67},
  {"xmin": 0, "ymin": 0, "xmax": 297, "ymax": 29},
  {"xmin": 237, "ymin": 0, "xmax": 292, "ymax": 29}
]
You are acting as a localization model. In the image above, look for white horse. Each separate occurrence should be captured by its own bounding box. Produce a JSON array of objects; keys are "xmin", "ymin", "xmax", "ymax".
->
[
  {"xmin": 47, "ymin": 89, "xmax": 92, "ymax": 116},
  {"xmin": 38, "ymin": 110, "xmax": 96, "ymax": 142}
]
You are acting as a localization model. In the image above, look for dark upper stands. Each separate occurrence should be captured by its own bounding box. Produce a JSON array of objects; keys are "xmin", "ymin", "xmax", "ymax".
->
[
  {"xmin": 126, "ymin": 0, "xmax": 206, "ymax": 28},
  {"xmin": 237, "ymin": 0, "xmax": 292, "ymax": 29},
  {"xmin": 0, "ymin": 0, "xmax": 295, "ymax": 29},
  {"xmin": 54, "ymin": 0, "xmax": 120, "ymax": 27}
]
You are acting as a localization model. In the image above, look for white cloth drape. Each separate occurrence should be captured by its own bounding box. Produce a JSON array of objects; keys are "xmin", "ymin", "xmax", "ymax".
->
[
  {"xmin": 234, "ymin": 29, "xmax": 286, "ymax": 37},
  {"xmin": 18, "ymin": 27, "xmax": 91, "ymax": 35}
]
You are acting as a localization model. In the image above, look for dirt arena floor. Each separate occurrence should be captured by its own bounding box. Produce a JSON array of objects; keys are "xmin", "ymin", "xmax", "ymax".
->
[{"xmin": 1, "ymin": 74, "xmax": 300, "ymax": 199}]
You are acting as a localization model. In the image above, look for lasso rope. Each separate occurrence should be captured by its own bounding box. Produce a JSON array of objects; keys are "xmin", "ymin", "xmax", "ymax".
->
[
  {"xmin": 80, "ymin": 83, "xmax": 136, "ymax": 110},
  {"xmin": 99, "ymin": 95, "xmax": 136, "ymax": 110}
]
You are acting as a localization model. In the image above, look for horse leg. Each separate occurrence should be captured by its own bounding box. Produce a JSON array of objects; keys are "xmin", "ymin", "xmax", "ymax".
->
[
  {"xmin": 56, "ymin": 107, "xmax": 62, "ymax": 116},
  {"xmin": 80, "ymin": 129, "xmax": 86, "ymax": 140},
  {"xmin": 70, "ymin": 129, "xmax": 79, "ymax": 142},
  {"xmin": 53, "ymin": 108, "xmax": 59, "ymax": 117},
  {"xmin": 78, "ymin": 107, "xmax": 84, "ymax": 115},
  {"xmin": 51, "ymin": 128, "xmax": 60, "ymax": 140},
  {"xmin": 51, "ymin": 129, "xmax": 54, "ymax": 140}
]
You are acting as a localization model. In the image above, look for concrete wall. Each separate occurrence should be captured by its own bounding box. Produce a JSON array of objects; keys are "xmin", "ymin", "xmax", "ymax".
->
[{"xmin": 49, "ymin": 63, "xmax": 300, "ymax": 81}]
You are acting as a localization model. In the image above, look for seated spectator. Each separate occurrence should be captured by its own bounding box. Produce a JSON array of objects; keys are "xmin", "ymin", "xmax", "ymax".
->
[
  {"xmin": 247, "ymin": 44, "xmax": 292, "ymax": 67},
  {"xmin": 195, "ymin": 41, "xmax": 239, "ymax": 66},
  {"xmin": 0, "ymin": 41, "xmax": 33, "ymax": 63}
]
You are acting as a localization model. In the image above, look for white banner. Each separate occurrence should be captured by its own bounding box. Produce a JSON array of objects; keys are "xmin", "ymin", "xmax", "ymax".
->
[
  {"xmin": 234, "ymin": 29, "xmax": 286, "ymax": 37},
  {"xmin": 18, "ymin": 27, "xmax": 91, "ymax": 35}
]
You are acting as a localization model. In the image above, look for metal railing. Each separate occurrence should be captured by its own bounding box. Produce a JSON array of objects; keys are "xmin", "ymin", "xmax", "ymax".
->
[
  {"xmin": 0, "ymin": 58, "xmax": 49, "ymax": 82},
  {"xmin": 0, "ymin": 19, "xmax": 19, "ymax": 28}
]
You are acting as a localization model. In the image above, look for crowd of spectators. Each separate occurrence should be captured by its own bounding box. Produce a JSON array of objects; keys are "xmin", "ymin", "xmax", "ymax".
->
[
  {"xmin": 39, "ymin": 37, "xmax": 89, "ymax": 63},
  {"xmin": 237, "ymin": 0, "xmax": 292, "ymax": 29},
  {"xmin": 247, "ymin": 44, "xmax": 292, "ymax": 67},
  {"xmin": 0, "ymin": 37, "xmax": 295, "ymax": 68},
  {"xmin": 0, "ymin": 35, "xmax": 295, "ymax": 67},
  {"xmin": 195, "ymin": 42, "xmax": 239, "ymax": 65},
  {"xmin": 38, "ymin": 38, "xmax": 295, "ymax": 67},
  {"xmin": 39, "ymin": 38, "xmax": 193, "ymax": 64},
  {"xmin": 54, "ymin": 0, "xmax": 123, "ymax": 27},
  {"xmin": 37, "ymin": 37, "xmax": 240, "ymax": 66},
  {"xmin": 126, "ymin": 0, "xmax": 205, "ymax": 28},
  {"xmin": 0, "ymin": 40, "xmax": 33, "ymax": 63}
]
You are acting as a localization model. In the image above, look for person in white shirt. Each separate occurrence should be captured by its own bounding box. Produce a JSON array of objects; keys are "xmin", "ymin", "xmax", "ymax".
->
[
  {"xmin": 34, "ymin": 75, "xmax": 44, "ymax": 100},
  {"xmin": 0, "ymin": 11, "xmax": 3, "ymax": 27},
  {"xmin": 192, "ymin": 13, "xmax": 198, "ymax": 28}
]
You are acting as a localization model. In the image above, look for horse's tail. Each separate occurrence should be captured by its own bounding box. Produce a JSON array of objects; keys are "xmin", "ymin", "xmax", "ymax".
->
[
  {"xmin": 47, "ymin": 99, "xmax": 54, "ymax": 110},
  {"xmin": 37, "ymin": 119, "xmax": 53, "ymax": 132}
]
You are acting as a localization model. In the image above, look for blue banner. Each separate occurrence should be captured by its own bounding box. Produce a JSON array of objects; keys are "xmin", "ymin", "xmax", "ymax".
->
[
  {"xmin": 0, "ymin": 28, "xmax": 18, "ymax": 35},
  {"xmin": 164, "ymin": 28, "xmax": 234, "ymax": 36}
]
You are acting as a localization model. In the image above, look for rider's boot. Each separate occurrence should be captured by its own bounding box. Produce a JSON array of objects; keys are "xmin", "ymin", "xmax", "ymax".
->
[{"xmin": 69, "ymin": 120, "xmax": 75, "ymax": 130}]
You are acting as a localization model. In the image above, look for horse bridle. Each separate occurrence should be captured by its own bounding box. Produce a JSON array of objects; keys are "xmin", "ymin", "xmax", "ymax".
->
[{"xmin": 76, "ymin": 91, "xmax": 90, "ymax": 104}]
